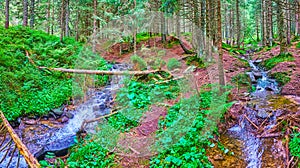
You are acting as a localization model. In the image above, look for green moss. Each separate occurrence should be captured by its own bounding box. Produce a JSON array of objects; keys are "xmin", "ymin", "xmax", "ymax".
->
[
  {"xmin": 261, "ymin": 53, "xmax": 295, "ymax": 70},
  {"xmin": 185, "ymin": 55, "xmax": 206, "ymax": 68},
  {"xmin": 231, "ymin": 73, "xmax": 251, "ymax": 90},
  {"xmin": 167, "ymin": 58, "xmax": 181, "ymax": 70},
  {"xmin": 270, "ymin": 72, "xmax": 291, "ymax": 86}
]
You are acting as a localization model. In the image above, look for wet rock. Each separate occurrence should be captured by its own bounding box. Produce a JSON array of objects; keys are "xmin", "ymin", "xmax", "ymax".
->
[
  {"xmin": 254, "ymin": 59, "xmax": 262, "ymax": 64},
  {"xmin": 51, "ymin": 107, "xmax": 64, "ymax": 116},
  {"xmin": 58, "ymin": 116, "xmax": 69, "ymax": 123},
  {"xmin": 253, "ymin": 71, "xmax": 262, "ymax": 78},
  {"xmin": 257, "ymin": 109, "xmax": 269, "ymax": 119},
  {"xmin": 246, "ymin": 72, "xmax": 256, "ymax": 83},
  {"xmin": 65, "ymin": 112, "xmax": 74, "ymax": 119},
  {"xmin": 24, "ymin": 119, "xmax": 37, "ymax": 125}
]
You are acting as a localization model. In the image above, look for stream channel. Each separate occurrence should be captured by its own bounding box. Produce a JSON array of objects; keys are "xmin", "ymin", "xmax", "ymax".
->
[{"xmin": 1, "ymin": 53, "xmax": 299, "ymax": 167}]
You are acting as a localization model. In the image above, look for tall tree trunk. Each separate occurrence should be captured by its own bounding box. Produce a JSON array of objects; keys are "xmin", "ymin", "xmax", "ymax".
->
[
  {"xmin": 23, "ymin": 0, "xmax": 28, "ymax": 26},
  {"xmin": 297, "ymin": 1, "xmax": 300, "ymax": 36},
  {"xmin": 65, "ymin": 0, "xmax": 69, "ymax": 37},
  {"xmin": 29, "ymin": 0, "xmax": 34, "ymax": 28},
  {"xmin": 286, "ymin": 0, "xmax": 291, "ymax": 45},
  {"xmin": 51, "ymin": 0, "xmax": 54, "ymax": 35},
  {"xmin": 60, "ymin": 0, "xmax": 66, "ymax": 42},
  {"xmin": 46, "ymin": 0, "xmax": 50, "ymax": 33},
  {"xmin": 217, "ymin": 0, "xmax": 225, "ymax": 91},
  {"xmin": 92, "ymin": 0, "xmax": 97, "ymax": 53},
  {"xmin": 161, "ymin": 12, "xmax": 167, "ymax": 43},
  {"xmin": 236, "ymin": 0, "xmax": 241, "ymax": 48},
  {"xmin": 5, "ymin": 0, "xmax": 9, "ymax": 29},
  {"xmin": 275, "ymin": 0, "xmax": 287, "ymax": 54},
  {"xmin": 261, "ymin": 0, "xmax": 266, "ymax": 46}
]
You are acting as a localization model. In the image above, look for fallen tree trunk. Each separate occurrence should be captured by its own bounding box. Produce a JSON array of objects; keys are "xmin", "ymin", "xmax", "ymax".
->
[{"xmin": 39, "ymin": 67, "xmax": 170, "ymax": 76}]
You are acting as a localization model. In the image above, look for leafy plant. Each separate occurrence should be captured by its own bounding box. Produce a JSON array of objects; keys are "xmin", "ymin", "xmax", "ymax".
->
[
  {"xmin": 289, "ymin": 132, "xmax": 300, "ymax": 167},
  {"xmin": 130, "ymin": 54, "xmax": 147, "ymax": 70},
  {"xmin": 231, "ymin": 73, "xmax": 252, "ymax": 90},
  {"xmin": 270, "ymin": 72, "xmax": 291, "ymax": 86},
  {"xmin": 185, "ymin": 55, "xmax": 206, "ymax": 68},
  {"xmin": 167, "ymin": 58, "xmax": 181, "ymax": 70},
  {"xmin": 296, "ymin": 42, "xmax": 300, "ymax": 49},
  {"xmin": 261, "ymin": 53, "xmax": 295, "ymax": 70},
  {"xmin": 151, "ymin": 89, "xmax": 233, "ymax": 168},
  {"xmin": 67, "ymin": 137, "xmax": 115, "ymax": 168}
]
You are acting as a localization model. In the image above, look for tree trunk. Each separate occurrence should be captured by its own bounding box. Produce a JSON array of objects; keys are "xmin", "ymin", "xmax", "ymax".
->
[
  {"xmin": 217, "ymin": 0, "xmax": 225, "ymax": 91},
  {"xmin": 46, "ymin": 0, "xmax": 50, "ymax": 33},
  {"xmin": 261, "ymin": 0, "xmax": 266, "ymax": 46},
  {"xmin": 29, "ymin": 0, "xmax": 34, "ymax": 28},
  {"xmin": 275, "ymin": 0, "xmax": 287, "ymax": 54},
  {"xmin": 297, "ymin": 1, "xmax": 300, "ymax": 36},
  {"xmin": 286, "ymin": 0, "xmax": 291, "ymax": 45},
  {"xmin": 161, "ymin": 12, "xmax": 167, "ymax": 43},
  {"xmin": 65, "ymin": 0, "xmax": 69, "ymax": 37},
  {"xmin": 236, "ymin": 0, "xmax": 241, "ymax": 48},
  {"xmin": 60, "ymin": 0, "xmax": 66, "ymax": 42},
  {"xmin": 92, "ymin": 0, "xmax": 97, "ymax": 53},
  {"xmin": 5, "ymin": 0, "xmax": 9, "ymax": 29},
  {"xmin": 23, "ymin": 0, "xmax": 28, "ymax": 26}
]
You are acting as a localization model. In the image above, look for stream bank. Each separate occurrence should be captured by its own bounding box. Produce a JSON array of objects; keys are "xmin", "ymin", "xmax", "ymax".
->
[{"xmin": 207, "ymin": 50, "xmax": 300, "ymax": 167}]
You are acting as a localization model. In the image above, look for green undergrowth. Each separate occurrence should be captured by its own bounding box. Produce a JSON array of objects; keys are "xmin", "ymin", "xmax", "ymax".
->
[
  {"xmin": 167, "ymin": 58, "xmax": 181, "ymax": 70},
  {"xmin": 0, "ymin": 26, "xmax": 109, "ymax": 120},
  {"xmin": 261, "ymin": 53, "xmax": 295, "ymax": 70},
  {"xmin": 231, "ymin": 73, "xmax": 252, "ymax": 91},
  {"xmin": 185, "ymin": 55, "xmax": 206, "ymax": 68},
  {"xmin": 150, "ymin": 87, "xmax": 233, "ymax": 168},
  {"xmin": 270, "ymin": 72, "xmax": 291, "ymax": 86},
  {"xmin": 108, "ymin": 78, "xmax": 180, "ymax": 132},
  {"xmin": 289, "ymin": 132, "xmax": 300, "ymax": 167},
  {"xmin": 296, "ymin": 42, "xmax": 300, "ymax": 49}
]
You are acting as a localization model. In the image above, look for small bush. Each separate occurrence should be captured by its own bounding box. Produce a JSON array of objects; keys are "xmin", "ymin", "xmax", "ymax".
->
[
  {"xmin": 296, "ymin": 42, "xmax": 300, "ymax": 49},
  {"xmin": 130, "ymin": 55, "xmax": 147, "ymax": 70},
  {"xmin": 185, "ymin": 56, "xmax": 205, "ymax": 68},
  {"xmin": 167, "ymin": 58, "xmax": 181, "ymax": 70},
  {"xmin": 261, "ymin": 53, "xmax": 295, "ymax": 70},
  {"xmin": 231, "ymin": 73, "xmax": 251, "ymax": 90},
  {"xmin": 270, "ymin": 72, "xmax": 291, "ymax": 86},
  {"xmin": 290, "ymin": 133, "xmax": 300, "ymax": 158}
]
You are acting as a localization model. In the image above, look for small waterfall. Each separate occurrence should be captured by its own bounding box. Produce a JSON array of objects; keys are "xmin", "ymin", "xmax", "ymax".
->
[{"xmin": 228, "ymin": 52, "xmax": 280, "ymax": 168}]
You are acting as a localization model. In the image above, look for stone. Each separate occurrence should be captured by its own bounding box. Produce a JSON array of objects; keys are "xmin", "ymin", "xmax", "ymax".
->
[
  {"xmin": 58, "ymin": 116, "xmax": 69, "ymax": 123},
  {"xmin": 253, "ymin": 71, "xmax": 262, "ymax": 78},
  {"xmin": 51, "ymin": 107, "xmax": 64, "ymax": 116},
  {"xmin": 24, "ymin": 119, "xmax": 37, "ymax": 125},
  {"xmin": 65, "ymin": 112, "xmax": 74, "ymax": 119},
  {"xmin": 257, "ymin": 109, "xmax": 269, "ymax": 119},
  {"xmin": 213, "ymin": 154, "xmax": 224, "ymax": 161}
]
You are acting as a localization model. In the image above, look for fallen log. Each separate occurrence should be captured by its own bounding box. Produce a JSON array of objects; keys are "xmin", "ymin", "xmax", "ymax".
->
[
  {"xmin": 0, "ymin": 112, "xmax": 40, "ymax": 168},
  {"xmin": 39, "ymin": 66, "xmax": 171, "ymax": 76}
]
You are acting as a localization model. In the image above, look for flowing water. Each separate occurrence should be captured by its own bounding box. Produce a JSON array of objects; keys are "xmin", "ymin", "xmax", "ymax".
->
[
  {"xmin": 225, "ymin": 53, "xmax": 287, "ymax": 168},
  {"xmin": 0, "ymin": 64, "xmax": 129, "ymax": 167}
]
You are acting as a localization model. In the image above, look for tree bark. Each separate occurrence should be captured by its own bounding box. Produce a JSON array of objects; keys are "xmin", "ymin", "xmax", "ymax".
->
[
  {"xmin": 217, "ymin": 0, "xmax": 225, "ymax": 91},
  {"xmin": 92, "ymin": 0, "xmax": 97, "ymax": 53},
  {"xmin": 23, "ymin": 0, "xmax": 28, "ymax": 26},
  {"xmin": 65, "ymin": 0, "xmax": 69, "ymax": 37},
  {"xmin": 46, "ymin": 0, "xmax": 50, "ymax": 33},
  {"xmin": 236, "ymin": 0, "xmax": 241, "ymax": 48},
  {"xmin": 38, "ymin": 67, "xmax": 167, "ymax": 76},
  {"xmin": 29, "ymin": 0, "xmax": 35, "ymax": 28},
  {"xmin": 60, "ymin": 0, "xmax": 66, "ymax": 42},
  {"xmin": 5, "ymin": 0, "xmax": 9, "ymax": 29},
  {"xmin": 275, "ymin": 0, "xmax": 287, "ymax": 54}
]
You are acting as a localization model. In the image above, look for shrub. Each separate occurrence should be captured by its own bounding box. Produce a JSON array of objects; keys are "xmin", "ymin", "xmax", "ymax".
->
[
  {"xmin": 296, "ymin": 42, "xmax": 300, "ymax": 49},
  {"xmin": 270, "ymin": 72, "xmax": 291, "ymax": 86},
  {"xmin": 130, "ymin": 55, "xmax": 147, "ymax": 70},
  {"xmin": 186, "ymin": 55, "xmax": 206, "ymax": 68},
  {"xmin": 261, "ymin": 53, "xmax": 295, "ymax": 70},
  {"xmin": 231, "ymin": 73, "xmax": 252, "ymax": 91},
  {"xmin": 167, "ymin": 58, "xmax": 181, "ymax": 70},
  {"xmin": 290, "ymin": 132, "xmax": 300, "ymax": 165}
]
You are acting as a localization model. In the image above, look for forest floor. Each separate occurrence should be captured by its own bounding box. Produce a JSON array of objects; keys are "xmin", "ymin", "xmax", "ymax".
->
[{"xmin": 100, "ymin": 37, "xmax": 300, "ymax": 167}]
